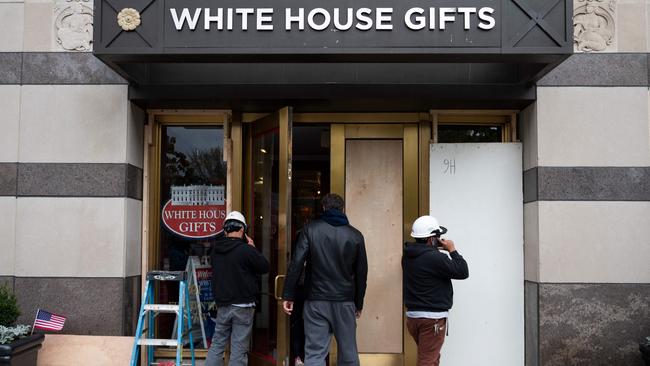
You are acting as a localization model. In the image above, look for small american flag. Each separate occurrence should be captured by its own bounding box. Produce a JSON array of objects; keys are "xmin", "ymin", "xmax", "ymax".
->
[{"xmin": 33, "ymin": 309, "xmax": 66, "ymax": 331}]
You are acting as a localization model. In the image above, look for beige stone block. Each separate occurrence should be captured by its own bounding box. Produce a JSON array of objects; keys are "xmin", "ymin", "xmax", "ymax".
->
[
  {"xmin": 524, "ymin": 202, "xmax": 539, "ymax": 282},
  {"xmin": 38, "ymin": 335, "xmax": 132, "ymax": 366},
  {"xmin": 616, "ymin": 1, "xmax": 648, "ymax": 52},
  {"xmin": 520, "ymin": 102, "xmax": 538, "ymax": 170},
  {"xmin": 124, "ymin": 198, "xmax": 142, "ymax": 277},
  {"xmin": 537, "ymin": 87, "xmax": 650, "ymax": 166},
  {"xmin": 0, "ymin": 197, "xmax": 16, "ymax": 276},
  {"xmin": 15, "ymin": 197, "xmax": 127, "ymax": 277},
  {"xmin": 0, "ymin": 86, "xmax": 21, "ymax": 162},
  {"xmin": 127, "ymin": 103, "xmax": 144, "ymax": 169},
  {"xmin": 0, "ymin": 3, "xmax": 24, "ymax": 51},
  {"xmin": 19, "ymin": 85, "xmax": 129, "ymax": 163},
  {"xmin": 22, "ymin": 1, "xmax": 55, "ymax": 52},
  {"xmin": 538, "ymin": 201, "xmax": 650, "ymax": 283}
]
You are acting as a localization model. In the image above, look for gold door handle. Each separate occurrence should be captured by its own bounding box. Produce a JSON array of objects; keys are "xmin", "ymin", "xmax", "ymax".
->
[{"xmin": 274, "ymin": 275, "xmax": 286, "ymax": 300}]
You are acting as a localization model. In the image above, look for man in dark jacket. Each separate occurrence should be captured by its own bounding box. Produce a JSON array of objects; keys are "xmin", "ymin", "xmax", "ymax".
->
[
  {"xmin": 282, "ymin": 193, "xmax": 368, "ymax": 366},
  {"xmin": 403, "ymin": 215, "xmax": 469, "ymax": 366},
  {"xmin": 206, "ymin": 211, "xmax": 269, "ymax": 366}
]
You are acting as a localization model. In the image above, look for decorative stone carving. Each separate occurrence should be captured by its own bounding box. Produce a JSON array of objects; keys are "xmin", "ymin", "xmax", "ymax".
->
[
  {"xmin": 54, "ymin": 0, "xmax": 93, "ymax": 51},
  {"xmin": 573, "ymin": 0, "xmax": 616, "ymax": 52},
  {"xmin": 117, "ymin": 8, "xmax": 141, "ymax": 31}
]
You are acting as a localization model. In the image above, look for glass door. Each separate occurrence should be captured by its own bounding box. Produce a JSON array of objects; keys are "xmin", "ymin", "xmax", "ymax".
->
[{"xmin": 246, "ymin": 108, "xmax": 292, "ymax": 366}]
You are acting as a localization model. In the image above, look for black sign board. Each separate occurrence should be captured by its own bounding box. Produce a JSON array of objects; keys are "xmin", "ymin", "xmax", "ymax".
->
[{"xmin": 95, "ymin": 0, "xmax": 572, "ymax": 56}]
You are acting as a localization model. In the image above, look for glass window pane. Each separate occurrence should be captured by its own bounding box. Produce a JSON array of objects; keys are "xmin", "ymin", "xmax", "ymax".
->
[
  {"xmin": 438, "ymin": 124, "xmax": 503, "ymax": 143},
  {"xmin": 157, "ymin": 125, "xmax": 226, "ymax": 349}
]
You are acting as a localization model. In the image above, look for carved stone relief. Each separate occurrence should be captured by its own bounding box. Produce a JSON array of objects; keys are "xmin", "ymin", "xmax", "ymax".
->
[
  {"xmin": 573, "ymin": 0, "xmax": 616, "ymax": 52},
  {"xmin": 54, "ymin": 0, "xmax": 94, "ymax": 51}
]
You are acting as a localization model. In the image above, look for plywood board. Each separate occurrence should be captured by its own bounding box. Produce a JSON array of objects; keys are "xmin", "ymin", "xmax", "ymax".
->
[{"xmin": 346, "ymin": 139, "xmax": 403, "ymax": 354}]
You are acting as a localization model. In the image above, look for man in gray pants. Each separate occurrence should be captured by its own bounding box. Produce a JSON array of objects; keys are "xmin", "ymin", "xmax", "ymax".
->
[
  {"xmin": 206, "ymin": 211, "xmax": 270, "ymax": 366},
  {"xmin": 282, "ymin": 194, "xmax": 368, "ymax": 366}
]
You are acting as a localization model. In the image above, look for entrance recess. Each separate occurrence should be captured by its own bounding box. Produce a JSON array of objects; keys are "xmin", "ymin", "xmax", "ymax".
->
[
  {"xmin": 331, "ymin": 124, "xmax": 420, "ymax": 366},
  {"xmin": 246, "ymin": 108, "xmax": 292, "ymax": 366}
]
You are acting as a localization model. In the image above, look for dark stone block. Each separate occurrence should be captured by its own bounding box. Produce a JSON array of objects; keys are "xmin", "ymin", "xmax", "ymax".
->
[
  {"xmin": 0, "ymin": 163, "xmax": 17, "ymax": 196},
  {"xmin": 17, "ymin": 163, "xmax": 127, "ymax": 197},
  {"xmin": 537, "ymin": 167, "xmax": 650, "ymax": 201},
  {"xmin": 122, "ymin": 275, "xmax": 141, "ymax": 336},
  {"xmin": 0, "ymin": 53, "xmax": 21, "ymax": 84},
  {"xmin": 525, "ymin": 281, "xmax": 539, "ymax": 366},
  {"xmin": 523, "ymin": 168, "xmax": 538, "ymax": 203},
  {"xmin": 539, "ymin": 283, "xmax": 650, "ymax": 366},
  {"xmin": 21, "ymin": 53, "xmax": 126, "ymax": 85},
  {"xmin": 126, "ymin": 165, "xmax": 143, "ymax": 201},
  {"xmin": 538, "ymin": 54, "xmax": 648, "ymax": 87},
  {"xmin": 14, "ymin": 277, "xmax": 125, "ymax": 336}
]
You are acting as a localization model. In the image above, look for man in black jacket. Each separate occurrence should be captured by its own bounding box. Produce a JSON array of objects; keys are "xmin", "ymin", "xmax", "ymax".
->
[
  {"xmin": 282, "ymin": 193, "xmax": 368, "ymax": 366},
  {"xmin": 403, "ymin": 215, "xmax": 469, "ymax": 366},
  {"xmin": 206, "ymin": 211, "xmax": 270, "ymax": 366}
]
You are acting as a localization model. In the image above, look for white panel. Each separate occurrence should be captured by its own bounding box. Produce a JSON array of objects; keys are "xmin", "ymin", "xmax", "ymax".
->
[
  {"xmin": 430, "ymin": 143, "xmax": 524, "ymax": 366},
  {"xmin": 0, "ymin": 85, "xmax": 20, "ymax": 162},
  {"xmin": 19, "ymin": 85, "xmax": 128, "ymax": 163},
  {"xmin": 0, "ymin": 197, "xmax": 16, "ymax": 276},
  {"xmin": 15, "ymin": 197, "xmax": 126, "ymax": 277}
]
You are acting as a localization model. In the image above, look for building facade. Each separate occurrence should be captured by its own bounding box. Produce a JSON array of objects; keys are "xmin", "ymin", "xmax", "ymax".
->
[{"xmin": 0, "ymin": 0, "xmax": 649, "ymax": 365}]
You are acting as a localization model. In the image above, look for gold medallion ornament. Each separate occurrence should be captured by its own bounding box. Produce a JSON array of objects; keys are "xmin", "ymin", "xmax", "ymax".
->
[{"xmin": 117, "ymin": 8, "xmax": 141, "ymax": 31}]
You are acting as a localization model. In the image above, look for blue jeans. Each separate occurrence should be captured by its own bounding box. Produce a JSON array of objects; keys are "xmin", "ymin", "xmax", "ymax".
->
[{"xmin": 205, "ymin": 305, "xmax": 255, "ymax": 366}]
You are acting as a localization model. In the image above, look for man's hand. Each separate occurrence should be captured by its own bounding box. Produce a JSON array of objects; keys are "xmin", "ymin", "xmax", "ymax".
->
[
  {"xmin": 439, "ymin": 238, "xmax": 456, "ymax": 253},
  {"xmin": 355, "ymin": 310, "xmax": 362, "ymax": 319},
  {"xmin": 245, "ymin": 234, "xmax": 255, "ymax": 247},
  {"xmin": 282, "ymin": 300, "xmax": 294, "ymax": 315}
]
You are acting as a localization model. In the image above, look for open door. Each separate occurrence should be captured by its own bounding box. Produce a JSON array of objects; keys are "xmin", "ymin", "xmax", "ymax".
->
[{"xmin": 245, "ymin": 107, "xmax": 292, "ymax": 366}]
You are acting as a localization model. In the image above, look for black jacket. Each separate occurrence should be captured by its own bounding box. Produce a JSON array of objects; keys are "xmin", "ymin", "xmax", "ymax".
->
[
  {"xmin": 211, "ymin": 235, "xmax": 270, "ymax": 306},
  {"xmin": 283, "ymin": 210, "xmax": 368, "ymax": 311},
  {"xmin": 402, "ymin": 242, "xmax": 469, "ymax": 312}
]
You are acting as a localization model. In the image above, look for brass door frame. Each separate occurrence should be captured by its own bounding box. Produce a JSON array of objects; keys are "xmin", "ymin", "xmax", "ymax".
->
[
  {"xmin": 244, "ymin": 107, "xmax": 292, "ymax": 366},
  {"xmin": 142, "ymin": 109, "xmax": 237, "ymax": 360},
  {"xmin": 330, "ymin": 123, "xmax": 421, "ymax": 366}
]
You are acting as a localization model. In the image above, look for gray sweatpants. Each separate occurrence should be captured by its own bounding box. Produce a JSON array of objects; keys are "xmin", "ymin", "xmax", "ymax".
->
[
  {"xmin": 303, "ymin": 300, "xmax": 360, "ymax": 366},
  {"xmin": 205, "ymin": 305, "xmax": 255, "ymax": 366}
]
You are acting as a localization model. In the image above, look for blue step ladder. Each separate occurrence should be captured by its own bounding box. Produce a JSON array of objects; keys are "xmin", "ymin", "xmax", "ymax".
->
[{"xmin": 130, "ymin": 271, "xmax": 196, "ymax": 366}]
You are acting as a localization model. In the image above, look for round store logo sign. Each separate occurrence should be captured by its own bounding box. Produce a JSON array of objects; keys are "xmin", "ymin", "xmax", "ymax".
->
[
  {"xmin": 162, "ymin": 185, "xmax": 227, "ymax": 239},
  {"xmin": 162, "ymin": 200, "xmax": 226, "ymax": 238}
]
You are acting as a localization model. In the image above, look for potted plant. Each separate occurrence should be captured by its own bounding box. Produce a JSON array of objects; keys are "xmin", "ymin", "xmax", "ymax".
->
[
  {"xmin": 641, "ymin": 336, "xmax": 650, "ymax": 366},
  {"xmin": 0, "ymin": 284, "xmax": 44, "ymax": 366}
]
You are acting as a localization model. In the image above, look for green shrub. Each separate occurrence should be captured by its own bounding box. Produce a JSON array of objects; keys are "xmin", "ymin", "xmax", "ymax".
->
[{"xmin": 0, "ymin": 284, "xmax": 20, "ymax": 327}]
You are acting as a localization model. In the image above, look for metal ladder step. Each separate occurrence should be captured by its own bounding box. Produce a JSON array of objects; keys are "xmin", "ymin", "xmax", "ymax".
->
[
  {"xmin": 144, "ymin": 304, "xmax": 180, "ymax": 313},
  {"xmin": 137, "ymin": 339, "xmax": 180, "ymax": 347}
]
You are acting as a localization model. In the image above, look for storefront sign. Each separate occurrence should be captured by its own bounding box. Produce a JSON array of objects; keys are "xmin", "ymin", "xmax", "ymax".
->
[
  {"xmin": 161, "ymin": 0, "xmax": 503, "ymax": 49},
  {"xmin": 169, "ymin": 6, "xmax": 496, "ymax": 32},
  {"xmin": 162, "ymin": 185, "xmax": 226, "ymax": 239}
]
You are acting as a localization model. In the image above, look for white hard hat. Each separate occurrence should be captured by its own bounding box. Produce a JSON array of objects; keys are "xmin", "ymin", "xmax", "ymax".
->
[
  {"xmin": 410, "ymin": 215, "xmax": 447, "ymax": 238},
  {"xmin": 225, "ymin": 211, "xmax": 247, "ymax": 227}
]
